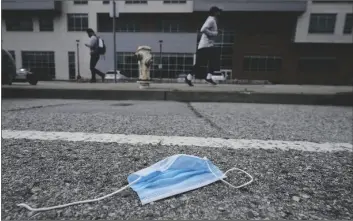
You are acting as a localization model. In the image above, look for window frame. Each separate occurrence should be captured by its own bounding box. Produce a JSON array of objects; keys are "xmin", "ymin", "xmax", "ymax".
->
[
  {"xmin": 67, "ymin": 13, "xmax": 89, "ymax": 32},
  {"xmin": 73, "ymin": 0, "xmax": 88, "ymax": 5},
  {"xmin": 243, "ymin": 55, "xmax": 282, "ymax": 72},
  {"xmin": 125, "ymin": 0, "xmax": 147, "ymax": 4},
  {"xmin": 39, "ymin": 17, "xmax": 54, "ymax": 32},
  {"xmin": 5, "ymin": 17, "xmax": 33, "ymax": 31},
  {"xmin": 343, "ymin": 13, "xmax": 353, "ymax": 34},
  {"xmin": 308, "ymin": 13, "xmax": 337, "ymax": 34}
]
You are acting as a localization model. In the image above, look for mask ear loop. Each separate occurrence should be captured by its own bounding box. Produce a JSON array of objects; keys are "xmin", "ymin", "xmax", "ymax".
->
[
  {"xmin": 17, "ymin": 177, "xmax": 142, "ymax": 212},
  {"xmin": 205, "ymin": 158, "xmax": 253, "ymax": 189}
]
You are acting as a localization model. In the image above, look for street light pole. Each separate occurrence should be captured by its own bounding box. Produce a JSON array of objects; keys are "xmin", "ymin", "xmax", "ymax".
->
[
  {"xmin": 113, "ymin": 0, "xmax": 117, "ymax": 83},
  {"xmin": 76, "ymin": 40, "xmax": 81, "ymax": 80},
  {"xmin": 159, "ymin": 40, "xmax": 163, "ymax": 79}
]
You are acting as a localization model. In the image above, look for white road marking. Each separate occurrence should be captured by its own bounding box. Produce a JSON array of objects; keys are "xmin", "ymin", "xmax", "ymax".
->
[{"xmin": 2, "ymin": 129, "xmax": 352, "ymax": 152}]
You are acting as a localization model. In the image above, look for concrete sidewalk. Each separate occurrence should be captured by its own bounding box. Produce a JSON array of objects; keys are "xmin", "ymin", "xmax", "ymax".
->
[{"xmin": 2, "ymin": 82, "xmax": 353, "ymax": 106}]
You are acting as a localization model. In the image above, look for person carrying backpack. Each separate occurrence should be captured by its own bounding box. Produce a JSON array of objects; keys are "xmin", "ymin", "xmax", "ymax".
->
[{"xmin": 85, "ymin": 28, "xmax": 106, "ymax": 83}]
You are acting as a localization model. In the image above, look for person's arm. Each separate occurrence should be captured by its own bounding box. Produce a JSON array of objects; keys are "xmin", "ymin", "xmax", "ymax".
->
[
  {"xmin": 85, "ymin": 36, "xmax": 97, "ymax": 49},
  {"xmin": 200, "ymin": 18, "xmax": 218, "ymax": 37}
]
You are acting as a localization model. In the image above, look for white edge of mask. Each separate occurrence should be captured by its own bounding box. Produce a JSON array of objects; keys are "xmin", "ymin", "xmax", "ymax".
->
[{"xmin": 140, "ymin": 174, "xmax": 226, "ymax": 205}]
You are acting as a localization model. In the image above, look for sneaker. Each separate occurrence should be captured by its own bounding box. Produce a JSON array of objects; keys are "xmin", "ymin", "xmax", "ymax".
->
[
  {"xmin": 205, "ymin": 78, "xmax": 217, "ymax": 85},
  {"xmin": 101, "ymin": 74, "xmax": 106, "ymax": 82},
  {"xmin": 185, "ymin": 76, "xmax": 194, "ymax": 87}
]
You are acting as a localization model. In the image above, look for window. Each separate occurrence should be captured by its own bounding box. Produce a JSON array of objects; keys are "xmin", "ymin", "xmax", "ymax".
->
[
  {"xmin": 125, "ymin": 0, "xmax": 147, "ymax": 4},
  {"xmin": 298, "ymin": 57, "xmax": 337, "ymax": 73},
  {"xmin": 68, "ymin": 52, "xmax": 76, "ymax": 80},
  {"xmin": 116, "ymin": 52, "xmax": 193, "ymax": 78},
  {"xmin": 39, "ymin": 17, "xmax": 54, "ymax": 31},
  {"xmin": 67, "ymin": 14, "xmax": 88, "ymax": 31},
  {"xmin": 161, "ymin": 20, "xmax": 180, "ymax": 32},
  {"xmin": 243, "ymin": 56, "xmax": 282, "ymax": 72},
  {"xmin": 309, "ymin": 13, "xmax": 336, "ymax": 34},
  {"xmin": 73, "ymin": 0, "xmax": 88, "ymax": 4},
  {"xmin": 5, "ymin": 17, "xmax": 33, "ymax": 31},
  {"xmin": 343, "ymin": 13, "xmax": 353, "ymax": 34},
  {"xmin": 116, "ymin": 52, "xmax": 139, "ymax": 78},
  {"xmin": 163, "ymin": 0, "xmax": 186, "ymax": 3},
  {"xmin": 8, "ymin": 51, "xmax": 16, "ymax": 61},
  {"xmin": 22, "ymin": 51, "xmax": 55, "ymax": 80},
  {"xmin": 102, "ymin": 0, "xmax": 110, "ymax": 4},
  {"xmin": 117, "ymin": 21, "xmax": 140, "ymax": 32},
  {"xmin": 197, "ymin": 30, "xmax": 235, "ymax": 70},
  {"xmin": 97, "ymin": 13, "xmax": 112, "ymax": 32},
  {"xmin": 97, "ymin": 13, "xmax": 140, "ymax": 32}
]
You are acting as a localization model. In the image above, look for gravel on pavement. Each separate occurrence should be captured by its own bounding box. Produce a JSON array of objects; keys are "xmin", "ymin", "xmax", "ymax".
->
[
  {"xmin": 2, "ymin": 140, "xmax": 353, "ymax": 220},
  {"xmin": 1, "ymin": 99, "xmax": 353, "ymax": 220}
]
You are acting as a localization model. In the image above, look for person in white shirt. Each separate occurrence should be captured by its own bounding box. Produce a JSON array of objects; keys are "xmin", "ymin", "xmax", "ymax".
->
[
  {"xmin": 85, "ymin": 28, "xmax": 105, "ymax": 83},
  {"xmin": 185, "ymin": 6, "xmax": 222, "ymax": 86}
]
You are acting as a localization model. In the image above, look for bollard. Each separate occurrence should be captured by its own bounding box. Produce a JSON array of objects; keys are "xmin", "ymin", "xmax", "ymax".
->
[{"xmin": 135, "ymin": 46, "xmax": 153, "ymax": 89}]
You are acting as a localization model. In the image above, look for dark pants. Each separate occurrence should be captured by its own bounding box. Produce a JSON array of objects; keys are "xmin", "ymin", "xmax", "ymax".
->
[
  {"xmin": 192, "ymin": 47, "xmax": 219, "ymax": 79},
  {"xmin": 90, "ymin": 54, "xmax": 105, "ymax": 80}
]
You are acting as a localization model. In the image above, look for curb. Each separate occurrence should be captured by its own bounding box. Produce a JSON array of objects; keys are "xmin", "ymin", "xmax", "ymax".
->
[{"xmin": 2, "ymin": 87, "xmax": 353, "ymax": 106}]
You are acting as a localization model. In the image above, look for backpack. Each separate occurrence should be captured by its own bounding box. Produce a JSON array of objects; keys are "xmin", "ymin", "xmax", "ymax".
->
[{"xmin": 96, "ymin": 37, "xmax": 106, "ymax": 55}]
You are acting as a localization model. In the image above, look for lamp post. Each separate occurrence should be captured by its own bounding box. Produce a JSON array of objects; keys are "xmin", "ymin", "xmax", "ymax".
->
[
  {"xmin": 158, "ymin": 40, "xmax": 163, "ymax": 79},
  {"xmin": 76, "ymin": 40, "xmax": 81, "ymax": 80},
  {"xmin": 113, "ymin": 0, "xmax": 117, "ymax": 83}
]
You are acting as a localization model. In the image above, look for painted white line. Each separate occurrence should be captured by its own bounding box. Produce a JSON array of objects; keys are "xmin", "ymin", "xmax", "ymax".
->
[{"xmin": 2, "ymin": 129, "xmax": 352, "ymax": 152}]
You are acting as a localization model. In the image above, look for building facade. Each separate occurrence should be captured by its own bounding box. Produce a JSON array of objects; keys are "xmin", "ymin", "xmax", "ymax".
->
[{"xmin": 2, "ymin": 0, "xmax": 353, "ymax": 84}]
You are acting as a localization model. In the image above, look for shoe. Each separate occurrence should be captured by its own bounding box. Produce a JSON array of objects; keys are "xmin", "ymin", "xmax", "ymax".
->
[
  {"xmin": 185, "ymin": 76, "xmax": 194, "ymax": 87},
  {"xmin": 205, "ymin": 78, "xmax": 217, "ymax": 85},
  {"xmin": 101, "ymin": 74, "xmax": 106, "ymax": 82}
]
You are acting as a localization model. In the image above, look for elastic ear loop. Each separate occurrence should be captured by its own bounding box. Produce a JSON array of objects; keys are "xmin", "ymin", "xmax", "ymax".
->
[
  {"xmin": 17, "ymin": 177, "xmax": 142, "ymax": 212},
  {"xmin": 205, "ymin": 159, "xmax": 254, "ymax": 189}
]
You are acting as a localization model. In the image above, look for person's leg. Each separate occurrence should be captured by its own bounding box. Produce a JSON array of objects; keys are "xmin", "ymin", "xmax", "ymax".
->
[
  {"xmin": 93, "ymin": 57, "xmax": 106, "ymax": 81},
  {"xmin": 185, "ymin": 48, "xmax": 207, "ymax": 86},
  {"xmin": 90, "ymin": 55, "xmax": 99, "ymax": 82},
  {"xmin": 205, "ymin": 47, "xmax": 217, "ymax": 85}
]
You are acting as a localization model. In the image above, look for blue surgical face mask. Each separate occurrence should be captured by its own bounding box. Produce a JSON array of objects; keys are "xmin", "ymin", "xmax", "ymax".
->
[
  {"xmin": 17, "ymin": 154, "xmax": 253, "ymax": 212},
  {"xmin": 128, "ymin": 154, "xmax": 226, "ymax": 205}
]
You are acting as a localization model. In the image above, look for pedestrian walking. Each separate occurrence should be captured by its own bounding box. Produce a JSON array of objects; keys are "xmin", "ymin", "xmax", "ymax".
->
[
  {"xmin": 85, "ymin": 28, "xmax": 106, "ymax": 83},
  {"xmin": 185, "ymin": 6, "xmax": 222, "ymax": 87}
]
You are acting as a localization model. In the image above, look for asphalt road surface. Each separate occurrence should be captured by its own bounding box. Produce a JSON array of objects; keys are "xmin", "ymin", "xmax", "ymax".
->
[{"xmin": 2, "ymin": 99, "xmax": 352, "ymax": 220}]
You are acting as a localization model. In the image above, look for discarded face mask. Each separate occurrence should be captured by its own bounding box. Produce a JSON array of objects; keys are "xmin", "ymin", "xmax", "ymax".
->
[{"xmin": 18, "ymin": 154, "xmax": 253, "ymax": 212}]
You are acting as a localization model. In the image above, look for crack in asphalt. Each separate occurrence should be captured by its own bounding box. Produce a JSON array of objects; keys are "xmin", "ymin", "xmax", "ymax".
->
[
  {"xmin": 3, "ymin": 103, "xmax": 81, "ymax": 112},
  {"xmin": 186, "ymin": 102, "xmax": 232, "ymax": 137}
]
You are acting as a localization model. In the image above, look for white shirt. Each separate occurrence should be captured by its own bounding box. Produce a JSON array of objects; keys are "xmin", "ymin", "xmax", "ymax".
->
[{"xmin": 198, "ymin": 16, "xmax": 218, "ymax": 50}]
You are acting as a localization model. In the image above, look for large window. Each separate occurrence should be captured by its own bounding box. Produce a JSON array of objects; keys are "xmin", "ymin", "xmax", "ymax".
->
[
  {"xmin": 243, "ymin": 56, "xmax": 282, "ymax": 72},
  {"xmin": 116, "ymin": 52, "xmax": 193, "ymax": 78},
  {"xmin": 152, "ymin": 53, "xmax": 194, "ymax": 78},
  {"xmin": 22, "ymin": 51, "xmax": 55, "ymax": 80},
  {"xmin": 343, "ymin": 13, "xmax": 353, "ymax": 34},
  {"xmin": 309, "ymin": 13, "xmax": 336, "ymax": 34},
  {"xmin": 73, "ymin": 0, "xmax": 88, "ymax": 4},
  {"xmin": 8, "ymin": 51, "xmax": 16, "ymax": 61},
  {"xmin": 5, "ymin": 17, "xmax": 33, "ymax": 31},
  {"xmin": 68, "ymin": 52, "xmax": 76, "ymax": 80},
  {"xmin": 102, "ymin": 0, "xmax": 110, "ymax": 4},
  {"xmin": 97, "ymin": 13, "xmax": 140, "ymax": 32},
  {"xmin": 197, "ymin": 30, "xmax": 235, "ymax": 70},
  {"xmin": 161, "ymin": 20, "xmax": 181, "ymax": 32},
  {"xmin": 163, "ymin": 0, "xmax": 186, "ymax": 3},
  {"xmin": 125, "ymin": 0, "xmax": 147, "ymax": 4},
  {"xmin": 116, "ymin": 21, "xmax": 140, "ymax": 32},
  {"xmin": 298, "ymin": 57, "xmax": 337, "ymax": 73},
  {"xmin": 39, "ymin": 17, "xmax": 54, "ymax": 32},
  {"xmin": 67, "ymin": 14, "xmax": 88, "ymax": 31}
]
